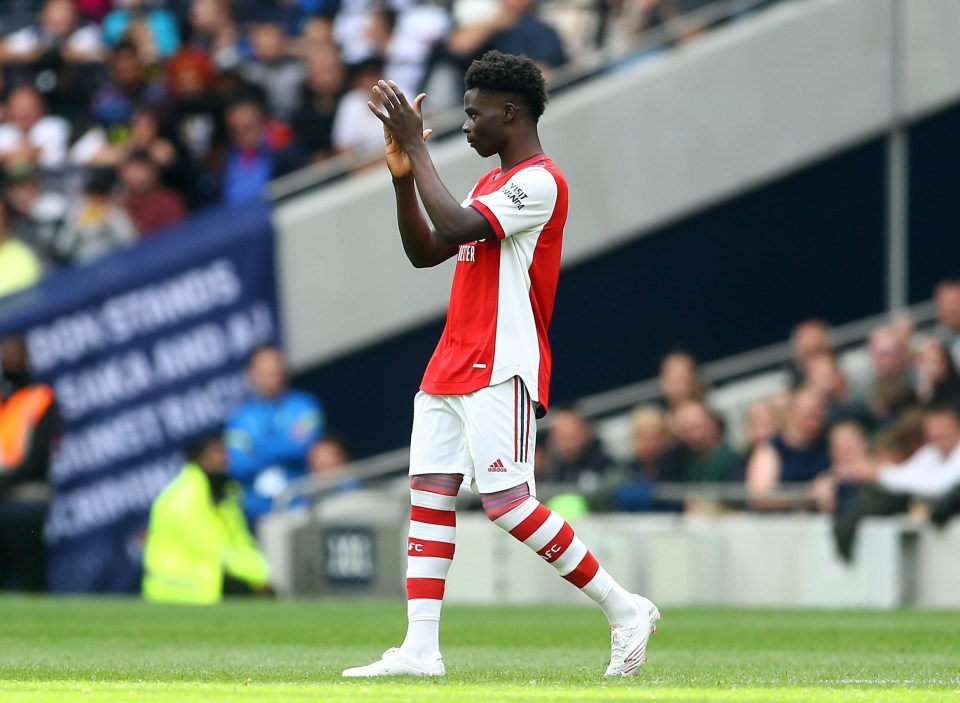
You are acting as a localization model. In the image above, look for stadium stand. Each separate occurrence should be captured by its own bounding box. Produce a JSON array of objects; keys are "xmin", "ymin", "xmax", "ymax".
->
[
  {"xmin": 0, "ymin": 0, "xmax": 783, "ymax": 296},
  {"xmin": 3, "ymin": 0, "xmax": 960, "ymax": 601}
]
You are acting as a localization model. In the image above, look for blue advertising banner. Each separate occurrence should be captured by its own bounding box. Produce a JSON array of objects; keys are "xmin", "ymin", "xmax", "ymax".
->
[{"xmin": 0, "ymin": 200, "xmax": 279, "ymax": 592}]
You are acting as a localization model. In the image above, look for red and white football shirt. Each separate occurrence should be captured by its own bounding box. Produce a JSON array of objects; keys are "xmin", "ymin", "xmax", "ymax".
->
[{"xmin": 420, "ymin": 154, "xmax": 568, "ymax": 415}]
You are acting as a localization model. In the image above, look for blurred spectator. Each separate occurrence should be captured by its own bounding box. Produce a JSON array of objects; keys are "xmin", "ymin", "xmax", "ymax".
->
[
  {"xmin": 543, "ymin": 407, "xmax": 615, "ymax": 489},
  {"xmin": 299, "ymin": 14, "xmax": 336, "ymax": 51},
  {"xmin": 308, "ymin": 433, "xmax": 351, "ymax": 474},
  {"xmin": 0, "ymin": 86, "xmax": 71, "ymax": 172},
  {"xmin": 614, "ymin": 0, "xmax": 710, "ymax": 43},
  {"xmin": 913, "ymin": 337, "xmax": 960, "ymax": 409},
  {"xmin": 875, "ymin": 404, "xmax": 960, "ymax": 500},
  {"xmin": 742, "ymin": 398, "xmax": 781, "ymax": 464},
  {"xmin": 834, "ymin": 404, "xmax": 960, "ymax": 561},
  {"xmin": 54, "ymin": 168, "xmax": 137, "ymax": 263},
  {"xmin": 91, "ymin": 104, "xmax": 182, "ymax": 173},
  {"xmin": 786, "ymin": 318, "xmax": 832, "ymax": 387},
  {"xmin": 4, "ymin": 160, "xmax": 69, "ymax": 264},
  {"xmin": 225, "ymin": 345, "xmax": 325, "ymax": 523},
  {"xmin": 0, "ymin": 0, "xmax": 105, "ymax": 117},
  {"xmin": 446, "ymin": 0, "xmax": 567, "ymax": 74},
  {"xmin": 810, "ymin": 421, "xmax": 874, "ymax": 516},
  {"xmin": 332, "ymin": 57, "xmax": 389, "ymax": 157},
  {"xmin": 0, "ymin": 199, "xmax": 44, "ymax": 299},
  {"xmin": 668, "ymin": 400, "xmax": 740, "ymax": 483},
  {"xmin": 0, "ymin": 335, "xmax": 57, "ymax": 591},
  {"xmin": 241, "ymin": 20, "xmax": 304, "ymax": 122},
  {"xmin": 658, "ymin": 350, "xmax": 707, "ymax": 414},
  {"xmin": 611, "ymin": 405, "xmax": 679, "ymax": 511},
  {"xmin": 90, "ymin": 40, "xmax": 169, "ymax": 130},
  {"xmin": 221, "ymin": 97, "xmax": 306, "ymax": 204},
  {"xmin": 292, "ymin": 43, "xmax": 345, "ymax": 163},
  {"xmin": 373, "ymin": 2, "xmax": 452, "ymax": 94},
  {"xmin": 935, "ymin": 278, "xmax": 960, "ymax": 369},
  {"xmin": 746, "ymin": 387, "xmax": 830, "ymax": 504},
  {"xmin": 861, "ymin": 325, "xmax": 917, "ymax": 427},
  {"xmin": 307, "ymin": 433, "xmax": 362, "ymax": 492},
  {"xmin": 118, "ymin": 150, "xmax": 187, "ymax": 236},
  {"xmin": 0, "ymin": 0, "xmax": 104, "ymax": 65},
  {"xmin": 333, "ymin": 0, "xmax": 388, "ymax": 65},
  {"xmin": 625, "ymin": 404, "xmax": 683, "ymax": 480},
  {"xmin": 165, "ymin": 49, "xmax": 223, "ymax": 204},
  {"xmin": 102, "ymin": 0, "xmax": 181, "ymax": 63},
  {"xmin": 804, "ymin": 351, "xmax": 871, "ymax": 429},
  {"xmin": 873, "ymin": 407, "xmax": 925, "ymax": 464},
  {"xmin": 142, "ymin": 434, "xmax": 272, "ymax": 603},
  {"xmin": 186, "ymin": 0, "xmax": 252, "ymax": 70}
]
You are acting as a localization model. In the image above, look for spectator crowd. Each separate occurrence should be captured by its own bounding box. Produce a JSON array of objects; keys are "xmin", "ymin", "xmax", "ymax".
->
[
  {"xmin": 536, "ymin": 278, "xmax": 960, "ymax": 560},
  {"xmin": 0, "ymin": 0, "xmax": 726, "ymax": 300},
  {"xmin": 6, "ymin": 279, "xmax": 960, "ymax": 592}
]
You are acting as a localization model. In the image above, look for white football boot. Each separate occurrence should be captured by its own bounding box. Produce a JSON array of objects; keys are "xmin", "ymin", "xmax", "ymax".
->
[
  {"xmin": 604, "ymin": 595, "xmax": 661, "ymax": 676},
  {"xmin": 342, "ymin": 647, "xmax": 445, "ymax": 678}
]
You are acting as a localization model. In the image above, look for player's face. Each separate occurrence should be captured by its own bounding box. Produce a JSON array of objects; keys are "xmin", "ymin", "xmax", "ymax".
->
[{"xmin": 462, "ymin": 88, "xmax": 505, "ymax": 158}]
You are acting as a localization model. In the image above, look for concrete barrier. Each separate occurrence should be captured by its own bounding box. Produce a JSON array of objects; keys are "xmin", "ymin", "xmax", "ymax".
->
[{"xmin": 261, "ymin": 501, "xmax": 958, "ymax": 607}]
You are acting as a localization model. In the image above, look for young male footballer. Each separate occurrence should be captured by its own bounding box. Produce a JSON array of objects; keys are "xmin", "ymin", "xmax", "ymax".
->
[{"xmin": 342, "ymin": 50, "xmax": 659, "ymax": 678}]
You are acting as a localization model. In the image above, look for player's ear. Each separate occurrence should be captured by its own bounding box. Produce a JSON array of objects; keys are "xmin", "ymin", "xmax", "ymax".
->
[{"xmin": 503, "ymin": 102, "xmax": 517, "ymax": 123}]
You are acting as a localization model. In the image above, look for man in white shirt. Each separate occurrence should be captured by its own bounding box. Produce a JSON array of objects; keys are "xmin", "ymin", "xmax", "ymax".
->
[
  {"xmin": 0, "ymin": 0, "xmax": 104, "ymax": 64},
  {"xmin": 877, "ymin": 404, "xmax": 960, "ymax": 500},
  {"xmin": 0, "ymin": 87, "xmax": 71, "ymax": 172},
  {"xmin": 834, "ymin": 404, "xmax": 960, "ymax": 561}
]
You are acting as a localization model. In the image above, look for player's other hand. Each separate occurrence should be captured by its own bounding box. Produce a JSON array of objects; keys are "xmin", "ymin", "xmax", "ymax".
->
[{"xmin": 367, "ymin": 80, "xmax": 432, "ymax": 179}]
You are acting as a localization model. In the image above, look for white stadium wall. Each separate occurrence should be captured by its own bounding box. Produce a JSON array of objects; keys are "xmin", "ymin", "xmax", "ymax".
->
[
  {"xmin": 259, "ymin": 509, "xmax": 960, "ymax": 608},
  {"xmin": 273, "ymin": 0, "xmax": 960, "ymax": 373}
]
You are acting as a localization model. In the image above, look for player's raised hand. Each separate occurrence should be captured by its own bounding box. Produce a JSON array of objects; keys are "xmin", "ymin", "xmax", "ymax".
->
[{"xmin": 367, "ymin": 81, "xmax": 432, "ymax": 179}]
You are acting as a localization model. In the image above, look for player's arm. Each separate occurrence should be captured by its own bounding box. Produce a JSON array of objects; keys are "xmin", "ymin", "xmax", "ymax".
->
[
  {"xmin": 369, "ymin": 81, "xmax": 494, "ymax": 248},
  {"xmin": 391, "ymin": 174, "xmax": 460, "ymax": 268}
]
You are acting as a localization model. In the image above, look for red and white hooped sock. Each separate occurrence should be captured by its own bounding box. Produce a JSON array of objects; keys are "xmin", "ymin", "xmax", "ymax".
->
[
  {"xmin": 491, "ymin": 496, "xmax": 638, "ymax": 626},
  {"xmin": 402, "ymin": 474, "xmax": 460, "ymax": 655}
]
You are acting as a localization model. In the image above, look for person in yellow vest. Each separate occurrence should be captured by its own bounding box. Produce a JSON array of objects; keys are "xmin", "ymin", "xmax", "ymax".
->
[
  {"xmin": 0, "ymin": 198, "xmax": 43, "ymax": 300},
  {"xmin": 0, "ymin": 335, "xmax": 57, "ymax": 591},
  {"xmin": 142, "ymin": 434, "xmax": 272, "ymax": 604}
]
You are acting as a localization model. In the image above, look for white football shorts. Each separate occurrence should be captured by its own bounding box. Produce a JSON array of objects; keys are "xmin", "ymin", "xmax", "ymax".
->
[{"xmin": 409, "ymin": 376, "xmax": 537, "ymax": 495}]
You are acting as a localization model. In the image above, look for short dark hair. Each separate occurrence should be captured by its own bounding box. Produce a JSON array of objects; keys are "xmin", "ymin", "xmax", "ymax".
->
[
  {"xmin": 464, "ymin": 50, "xmax": 548, "ymax": 122},
  {"xmin": 185, "ymin": 432, "xmax": 223, "ymax": 463},
  {"xmin": 226, "ymin": 93, "xmax": 265, "ymax": 115},
  {"xmin": 126, "ymin": 149, "xmax": 156, "ymax": 167},
  {"xmin": 247, "ymin": 343, "xmax": 281, "ymax": 365},
  {"xmin": 936, "ymin": 277, "xmax": 960, "ymax": 291},
  {"xmin": 924, "ymin": 402, "xmax": 960, "ymax": 420},
  {"xmin": 84, "ymin": 168, "xmax": 115, "ymax": 196},
  {"xmin": 113, "ymin": 39, "xmax": 139, "ymax": 59}
]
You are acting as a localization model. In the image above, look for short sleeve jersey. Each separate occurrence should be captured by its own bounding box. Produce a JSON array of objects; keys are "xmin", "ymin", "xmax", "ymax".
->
[{"xmin": 420, "ymin": 154, "xmax": 568, "ymax": 414}]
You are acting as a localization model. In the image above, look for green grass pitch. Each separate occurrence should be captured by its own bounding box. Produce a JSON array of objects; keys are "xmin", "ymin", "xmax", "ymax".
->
[{"xmin": 0, "ymin": 598, "xmax": 958, "ymax": 702}]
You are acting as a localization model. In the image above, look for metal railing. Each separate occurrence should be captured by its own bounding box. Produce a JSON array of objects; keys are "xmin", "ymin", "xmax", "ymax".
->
[
  {"xmin": 274, "ymin": 298, "xmax": 939, "ymax": 511},
  {"xmin": 578, "ymin": 299, "xmax": 937, "ymax": 419}
]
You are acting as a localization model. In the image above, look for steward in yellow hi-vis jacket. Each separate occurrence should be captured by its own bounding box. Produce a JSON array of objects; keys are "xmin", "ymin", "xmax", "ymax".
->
[{"xmin": 143, "ymin": 435, "xmax": 271, "ymax": 604}]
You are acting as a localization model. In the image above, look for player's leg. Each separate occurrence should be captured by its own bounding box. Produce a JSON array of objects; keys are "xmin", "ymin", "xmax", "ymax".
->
[
  {"xmin": 464, "ymin": 377, "xmax": 660, "ymax": 676},
  {"xmin": 482, "ymin": 483, "xmax": 659, "ymax": 675},
  {"xmin": 401, "ymin": 472, "xmax": 462, "ymax": 658},
  {"xmin": 342, "ymin": 392, "xmax": 469, "ymax": 678}
]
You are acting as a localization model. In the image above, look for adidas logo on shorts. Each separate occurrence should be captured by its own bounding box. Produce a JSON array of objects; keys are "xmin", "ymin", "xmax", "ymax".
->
[{"xmin": 487, "ymin": 458, "xmax": 508, "ymax": 472}]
